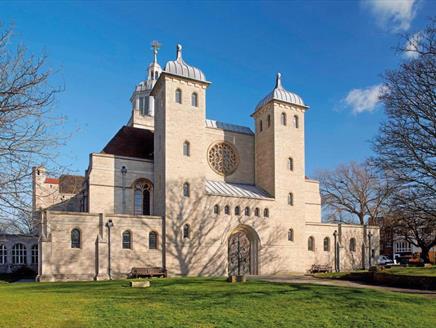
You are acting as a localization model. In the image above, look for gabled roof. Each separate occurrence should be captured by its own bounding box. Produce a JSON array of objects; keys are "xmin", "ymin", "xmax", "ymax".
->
[
  {"xmin": 102, "ymin": 126, "xmax": 154, "ymax": 160},
  {"xmin": 205, "ymin": 180, "xmax": 273, "ymax": 200}
]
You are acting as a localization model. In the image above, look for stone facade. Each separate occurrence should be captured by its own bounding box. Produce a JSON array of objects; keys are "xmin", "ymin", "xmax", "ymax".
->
[
  {"xmin": 0, "ymin": 234, "xmax": 38, "ymax": 274},
  {"xmin": 35, "ymin": 44, "xmax": 379, "ymax": 281}
]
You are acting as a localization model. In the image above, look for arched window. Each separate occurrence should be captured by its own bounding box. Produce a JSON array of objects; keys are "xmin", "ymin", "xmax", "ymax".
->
[
  {"xmin": 213, "ymin": 204, "xmax": 220, "ymax": 214},
  {"xmin": 12, "ymin": 243, "xmax": 27, "ymax": 264},
  {"xmin": 31, "ymin": 244, "xmax": 38, "ymax": 264},
  {"xmin": 134, "ymin": 179, "xmax": 153, "ymax": 215},
  {"xmin": 259, "ymin": 120, "xmax": 263, "ymax": 132},
  {"xmin": 254, "ymin": 208, "xmax": 260, "ymax": 217},
  {"xmin": 350, "ymin": 238, "xmax": 356, "ymax": 252},
  {"xmin": 288, "ymin": 193, "xmax": 294, "ymax": 206},
  {"xmin": 149, "ymin": 231, "xmax": 158, "ymax": 249},
  {"xmin": 191, "ymin": 92, "xmax": 198, "ymax": 107},
  {"xmin": 183, "ymin": 224, "xmax": 190, "ymax": 239},
  {"xmin": 267, "ymin": 114, "xmax": 271, "ymax": 128},
  {"xmin": 183, "ymin": 141, "xmax": 190, "ymax": 157},
  {"xmin": 244, "ymin": 207, "xmax": 250, "ymax": 216},
  {"xmin": 224, "ymin": 205, "xmax": 230, "ymax": 215},
  {"xmin": 122, "ymin": 231, "xmax": 132, "ymax": 249},
  {"xmin": 175, "ymin": 88, "xmax": 182, "ymax": 104},
  {"xmin": 281, "ymin": 112, "xmax": 287, "ymax": 126},
  {"xmin": 288, "ymin": 229, "xmax": 294, "ymax": 241},
  {"xmin": 293, "ymin": 115, "xmax": 299, "ymax": 128},
  {"xmin": 324, "ymin": 237, "xmax": 330, "ymax": 252},
  {"xmin": 0, "ymin": 244, "xmax": 6, "ymax": 264},
  {"xmin": 308, "ymin": 236, "xmax": 315, "ymax": 251},
  {"xmin": 183, "ymin": 182, "xmax": 190, "ymax": 197},
  {"xmin": 154, "ymin": 71, "xmax": 159, "ymax": 80},
  {"xmin": 288, "ymin": 157, "xmax": 293, "ymax": 171},
  {"xmin": 71, "ymin": 229, "xmax": 81, "ymax": 249},
  {"xmin": 264, "ymin": 208, "xmax": 269, "ymax": 217},
  {"xmin": 234, "ymin": 206, "xmax": 241, "ymax": 216}
]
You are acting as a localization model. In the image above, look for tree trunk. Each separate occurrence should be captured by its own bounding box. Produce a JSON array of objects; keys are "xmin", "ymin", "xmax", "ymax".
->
[{"xmin": 420, "ymin": 246, "xmax": 430, "ymax": 264}]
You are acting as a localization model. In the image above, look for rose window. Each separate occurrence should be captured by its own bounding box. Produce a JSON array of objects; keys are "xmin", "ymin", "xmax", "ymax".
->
[{"xmin": 208, "ymin": 142, "xmax": 239, "ymax": 176}]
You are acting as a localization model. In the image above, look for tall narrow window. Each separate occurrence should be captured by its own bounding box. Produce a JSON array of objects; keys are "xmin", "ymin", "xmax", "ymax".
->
[
  {"xmin": 281, "ymin": 112, "xmax": 287, "ymax": 126},
  {"xmin": 293, "ymin": 115, "xmax": 299, "ymax": 128},
  {"xmin": 350, "ymin": 238, "xmax": 356, "ymax": 252},
  {"xmin": 267, "ymin": 114, "xmax": 271, "ymax": 128},
  {"xmin": 288, "ymin": 229, "xmax": 294, "ymax": 241},
  {"xmin": 71, "ymin": 229, "xmax": 81, "ymax": 249},
  {"xmin": 254, "ymin": 208, "xmax": 260, "ymax": 217},
  {"xmin": 183, "ymin": 182, "xmax": 190, "ymax": 197},
  {"xmin": 139, "ymin": 97, "xmax": 144, "ymax": 112},
  {"xmin": 31, "ymin": 245, "xmax": 38, "ymax": 264},
  {"xmin": 12, "ymin": 243, "xmax": 27, "ymax": 264},
  {"xmin": 213, "ymin": 204, "xmax": 220, "ymax": 214},
  {"xmin": 288, "ymin": 193, "xmax": 294, "ymax": 206},
  {"xmin": 308, "ymin": 236, "xmax": 315, "ymax": 251},
  {"xmin": 0, "ymin": 244, "xmax": 6, "ymax": 264},
  {"xmin": 323, "ymin": 237, "xmax": 330, "ymax": 252},
  {"xmin": 183, "ymin": 141, "xmax": 190, "ymax": 157},
  {"xmin": 234, "ymin": 206, "xmax": 240, "ymax": 216},
  {"xmin": 175, "ymin": 88, "xmax": 182, "ymax": 104},
  {"xmin": 288, "ymin": 157, "xmax": 293, "ymax": 171},
  {"xmin": 183, "ymin": 224, "xmax": 190, "ymax": 239},
  {"xmin": 191, "ymin": 92, "xmax": 198, "ymax": 107},
  {"xmin": 244, "ymin": 207, "xmax": 250, "ymax": 216},
  {"xmin": 154, "ymin": 71, "xmax": 159, "ymax": 80},
  {"xmin": 149, "ymin": 231, "xmax": 158, "ymax": 249},
  {"xmin": 134, "ymin": 179, "xmax": 153, "ymax": 215},
  {"xmin": 224, "ymin": 205, "xmax": 230, "ymax": 215},
  {"xmin": 264, "ymin": 208, "xmax": 269, "ymax": 217},
  {"xmin": 259, "ymin": 120, "xmax": 263, "ymax": 132},
  {"xmin": 122, "ymin": 231, "xmax": 132, "ymax": 249}
]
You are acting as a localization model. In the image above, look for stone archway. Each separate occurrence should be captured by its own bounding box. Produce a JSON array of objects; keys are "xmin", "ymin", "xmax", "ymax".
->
[{"xmin": 228, "ymin": 225, "xmax": 260, "ymax": 275}]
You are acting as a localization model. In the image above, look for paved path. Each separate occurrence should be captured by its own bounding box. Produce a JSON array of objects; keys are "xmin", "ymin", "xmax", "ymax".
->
[{"xmin": 253, "ymin": 274, "xmax": 436, "ymax": 297}]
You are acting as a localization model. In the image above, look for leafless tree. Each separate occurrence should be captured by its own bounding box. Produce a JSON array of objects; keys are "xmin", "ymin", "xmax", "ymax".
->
[
  {"xmin": 372, "ymin": 19, "xmax": 436, "ymax": 262},
  {"xmin": 316, "ymin": 161, "xmax": 394, "ymax": 225},
  {"xmin": 0, "ymin": 23, "xmax": 64, "ymax": 234}
]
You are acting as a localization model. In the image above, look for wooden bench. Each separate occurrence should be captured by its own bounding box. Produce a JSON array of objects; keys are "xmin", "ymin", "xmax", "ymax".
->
[
  {"xmin": 130, "ymin": 267, "xmax": 167, "ymax": 278},
  {"xmin": 309, "ymin": 264, "xmax": 332, "ymax": 273}
]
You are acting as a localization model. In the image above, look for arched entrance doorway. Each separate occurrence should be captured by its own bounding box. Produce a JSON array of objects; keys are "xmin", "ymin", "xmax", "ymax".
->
[{"xmin": 228, "ymin": 225, "xmax": 259, "ymax": 275}]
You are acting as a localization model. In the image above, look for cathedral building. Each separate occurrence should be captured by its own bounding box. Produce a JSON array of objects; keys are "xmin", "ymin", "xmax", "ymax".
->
[{"xmin": 30, "ymin": 43, "xmax": 379, "ymax": 281}]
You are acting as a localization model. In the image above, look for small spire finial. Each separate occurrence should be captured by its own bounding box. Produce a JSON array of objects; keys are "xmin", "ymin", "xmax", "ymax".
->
[
  {"xmin": 151, "ymin": 40, "xmax": 161, "ymax": 64},
  {"xmin": 275, "ymin": 72, "xmax": 283, "ymax": 89},
  {"xmin": 176, "ymin": 44, "xmax": 182, "ymax": 60}
]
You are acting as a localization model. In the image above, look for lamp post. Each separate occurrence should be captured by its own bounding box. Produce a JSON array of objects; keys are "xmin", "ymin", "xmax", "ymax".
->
[
  {"xmin": 106, "ymin": 219, "xmax": 114, "ymax": 280},
  {"xmin": 368, "ymin": 231, "xmax": 373, "ymax": 268},
  {"xmin": 333, "ymin": 230, "xmax": 338, "ymax": 272}
]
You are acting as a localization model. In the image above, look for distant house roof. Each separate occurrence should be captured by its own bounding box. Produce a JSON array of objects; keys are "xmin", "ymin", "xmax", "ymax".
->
[
  {"xmin": 59, "ymin": 175, "xmax": 85, "ymax": 194},
  {"xmin": 205, "ymin": 119, "xmax": 253, "ymax": 135},
  {"xmin": 205, "ymin": 180, "xmax": 273, "ymax": 200},
  {"xmin": 44, "ymin": 177, "xmax": 59, "ymax": 184},
  {"xmin": 102, "ymin": 126, "xmax": 154, "ymax": 160}
]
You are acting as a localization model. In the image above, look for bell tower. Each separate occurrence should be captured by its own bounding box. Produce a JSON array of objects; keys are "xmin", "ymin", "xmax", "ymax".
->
[{"xmin": 128, "ymin": 41, "xmax": 162, "ymax": 130}]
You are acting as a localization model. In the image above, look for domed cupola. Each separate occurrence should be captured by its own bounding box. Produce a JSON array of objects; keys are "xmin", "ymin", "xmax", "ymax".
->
[
  {"xmin": 165, "ymin": 44, "xmax": 206, "ymax": 82},
  {"xmin": 255, "ymin": 73, "xmax": 307, "ymax": 111}
]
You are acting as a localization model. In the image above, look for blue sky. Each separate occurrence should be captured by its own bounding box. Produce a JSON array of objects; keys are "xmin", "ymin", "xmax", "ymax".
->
[{"xmin": 1, "ymin": 1, "xmax": 433, "ymax": 177}]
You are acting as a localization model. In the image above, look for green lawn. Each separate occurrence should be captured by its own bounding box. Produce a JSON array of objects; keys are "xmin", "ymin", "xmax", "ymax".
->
[
  {"xmin": 383, "ymin": 266, "xmax": 436, "ymax": 276},
  {"xmin": 0, "ymin": 278, "xmax": 434, "ymax": 328}
]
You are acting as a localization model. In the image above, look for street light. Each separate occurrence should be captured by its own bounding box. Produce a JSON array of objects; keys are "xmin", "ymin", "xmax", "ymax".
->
[
  {"xmin": 333, "ymin": 230, "xmax": 338, "ymax": 272},
  {"xmin": 106, "ymin": 219, "xmax": 114, "ymax": 280}
]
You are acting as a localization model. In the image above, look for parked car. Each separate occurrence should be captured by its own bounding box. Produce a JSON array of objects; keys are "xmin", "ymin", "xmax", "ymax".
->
[{"xmin": 378, "ymin": 255, "xmax": 394, "ymax": 265}]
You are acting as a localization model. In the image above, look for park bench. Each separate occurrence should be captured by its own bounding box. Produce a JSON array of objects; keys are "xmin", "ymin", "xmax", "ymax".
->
[
  {"xmin": 309, "ymin": 264, "xmax": 332, "ymax": 273},
  {"xmin": 130, "ymin": 267, "xmax": 167, "ymax": 278}
]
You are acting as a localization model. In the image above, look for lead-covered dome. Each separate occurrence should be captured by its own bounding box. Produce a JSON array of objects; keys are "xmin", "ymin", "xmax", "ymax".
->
[
  {"xmin": 255, "ymin": 73, "xmax": 306, "ymax": 111},
  {"xmin": 165, "ymin": 44, "xmax": 206, "ymax": 82}
]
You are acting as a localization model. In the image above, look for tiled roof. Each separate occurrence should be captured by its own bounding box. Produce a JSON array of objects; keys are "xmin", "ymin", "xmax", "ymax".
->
[
  {"xmin": 102, "ymin": 126, "xmax": 154, "ymax": 160},
  {"xmin": 205, "ymin": 119, "xmax": 253, "ymax": 135},
  {"xmin": 59, "ymin": 175, "xmax": 85, "ymax": 194},
  {"xmin": 205, "ymin": 180, "xmax": 273, "ymax": 200},
  {"xmin": 44, "ymin": 177, "xmax": 59, "ymax": 184}
]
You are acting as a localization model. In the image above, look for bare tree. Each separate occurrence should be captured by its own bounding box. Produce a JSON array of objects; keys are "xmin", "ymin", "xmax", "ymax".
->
[
  {"xmin": 316, "ymin": 161, "xmax": 394, "ymax": 225},
  {"xmin": 373, "ymin": 19, "xmax": 436, "ymax": 262},
  {"xmin": 0, "ymin": 24, "xmax": 64, "ymax": 233}
]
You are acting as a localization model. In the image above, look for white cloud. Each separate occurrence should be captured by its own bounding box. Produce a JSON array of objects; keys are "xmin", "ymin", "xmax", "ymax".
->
[
  {"xmin": 344, "ymin": 84, "xmax": 386, "ymax": 114},
  {"xmin": 363, "ymin": 0, "xmax": 419, "ymax": 32},
  {"xmin": 404, "ymin": 32, "xmax": 422, "ymax": 58}
]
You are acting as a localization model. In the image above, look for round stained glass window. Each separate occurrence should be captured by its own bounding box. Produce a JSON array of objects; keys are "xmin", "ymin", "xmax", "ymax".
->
[{"xmin": 208, "ymin": 142, "xmax": 239, "ymax": 176}]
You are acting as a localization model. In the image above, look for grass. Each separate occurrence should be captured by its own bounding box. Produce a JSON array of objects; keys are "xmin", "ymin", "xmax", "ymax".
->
[
  {"xmin": 383, "ymin": 266, "xmax": 436, "ymax": 277},
  {"xmin": 0, "ymin": 278, "xmax": 435, "ymax": 328}
]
